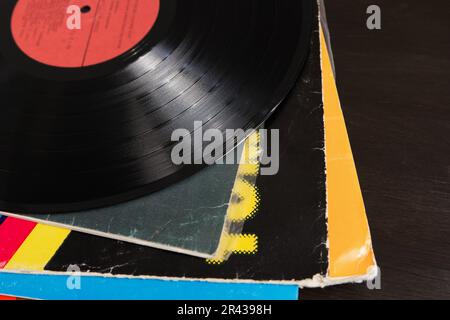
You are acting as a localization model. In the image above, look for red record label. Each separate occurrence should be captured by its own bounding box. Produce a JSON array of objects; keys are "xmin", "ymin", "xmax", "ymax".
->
[{"xmin": 11, "ymin": 0, "xmax": 160, "ymax": 68}]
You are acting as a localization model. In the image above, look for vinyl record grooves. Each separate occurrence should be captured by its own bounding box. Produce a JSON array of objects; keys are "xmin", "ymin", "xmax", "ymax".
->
[{"xmin": 0, "ymin": 0, "xmax": 313, "ymax": 214}]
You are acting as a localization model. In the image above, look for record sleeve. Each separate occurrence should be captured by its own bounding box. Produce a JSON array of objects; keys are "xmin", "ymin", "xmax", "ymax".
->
[{"xmin": 0, "ymin": 1, "xmax": 377, "ymax": 294}]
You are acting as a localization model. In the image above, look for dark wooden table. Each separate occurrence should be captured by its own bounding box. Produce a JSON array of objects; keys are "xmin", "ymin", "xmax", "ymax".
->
[{"xmin": 302, "ymin": 0, "xmax": 450, "ymax": 299}]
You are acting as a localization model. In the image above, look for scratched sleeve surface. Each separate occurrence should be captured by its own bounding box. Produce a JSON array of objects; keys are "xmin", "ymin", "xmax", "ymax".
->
[{"xmin": 21, "ymin": 162, "xmax": 239, "ymax": 257}]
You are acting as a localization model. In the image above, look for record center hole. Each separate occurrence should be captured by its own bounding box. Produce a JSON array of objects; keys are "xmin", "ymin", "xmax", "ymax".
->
[{"xmin": 81, "ymin": 5, "xmax": 91, "ymax": 13}]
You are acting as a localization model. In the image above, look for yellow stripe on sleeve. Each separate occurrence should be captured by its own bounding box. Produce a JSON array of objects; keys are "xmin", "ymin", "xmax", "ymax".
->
[{"xmin": 4, "ymin": 224, "xmax": 70, "ymax": 271}]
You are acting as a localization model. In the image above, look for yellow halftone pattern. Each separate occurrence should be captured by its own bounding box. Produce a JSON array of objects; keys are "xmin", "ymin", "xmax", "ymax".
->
[
  {"xmin": 207, "ymin": 234, "xmax": 258, "ymax": 265},
  {"xmin": 227, "ymin": 180, "xmax": 260, "ymax": 222},
  {"xmin": 227, "ymin": 132, "xmax": 260, "ymax": 222},
  {"xmin": 238, "ymin": 132, "xmax": 260, "ymax": 177},
  {"xmin": 229, "ymin": 234, "xmax": 258, "ymax": 254},
  {"xmin": 207, "ymin": 132, "xmax": 261, "ymax": 264}
]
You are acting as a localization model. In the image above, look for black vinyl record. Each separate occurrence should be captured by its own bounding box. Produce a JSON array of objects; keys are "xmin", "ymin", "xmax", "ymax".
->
[{"xmin": 0, "ymin": 0, "xmax": 313, "ymax": 214}]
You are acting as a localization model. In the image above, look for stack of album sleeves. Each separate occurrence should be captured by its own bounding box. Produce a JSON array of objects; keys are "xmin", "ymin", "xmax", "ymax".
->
[{"xmin": 0, "ymin": 0, "xmax": 377, "ymax": 300}]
